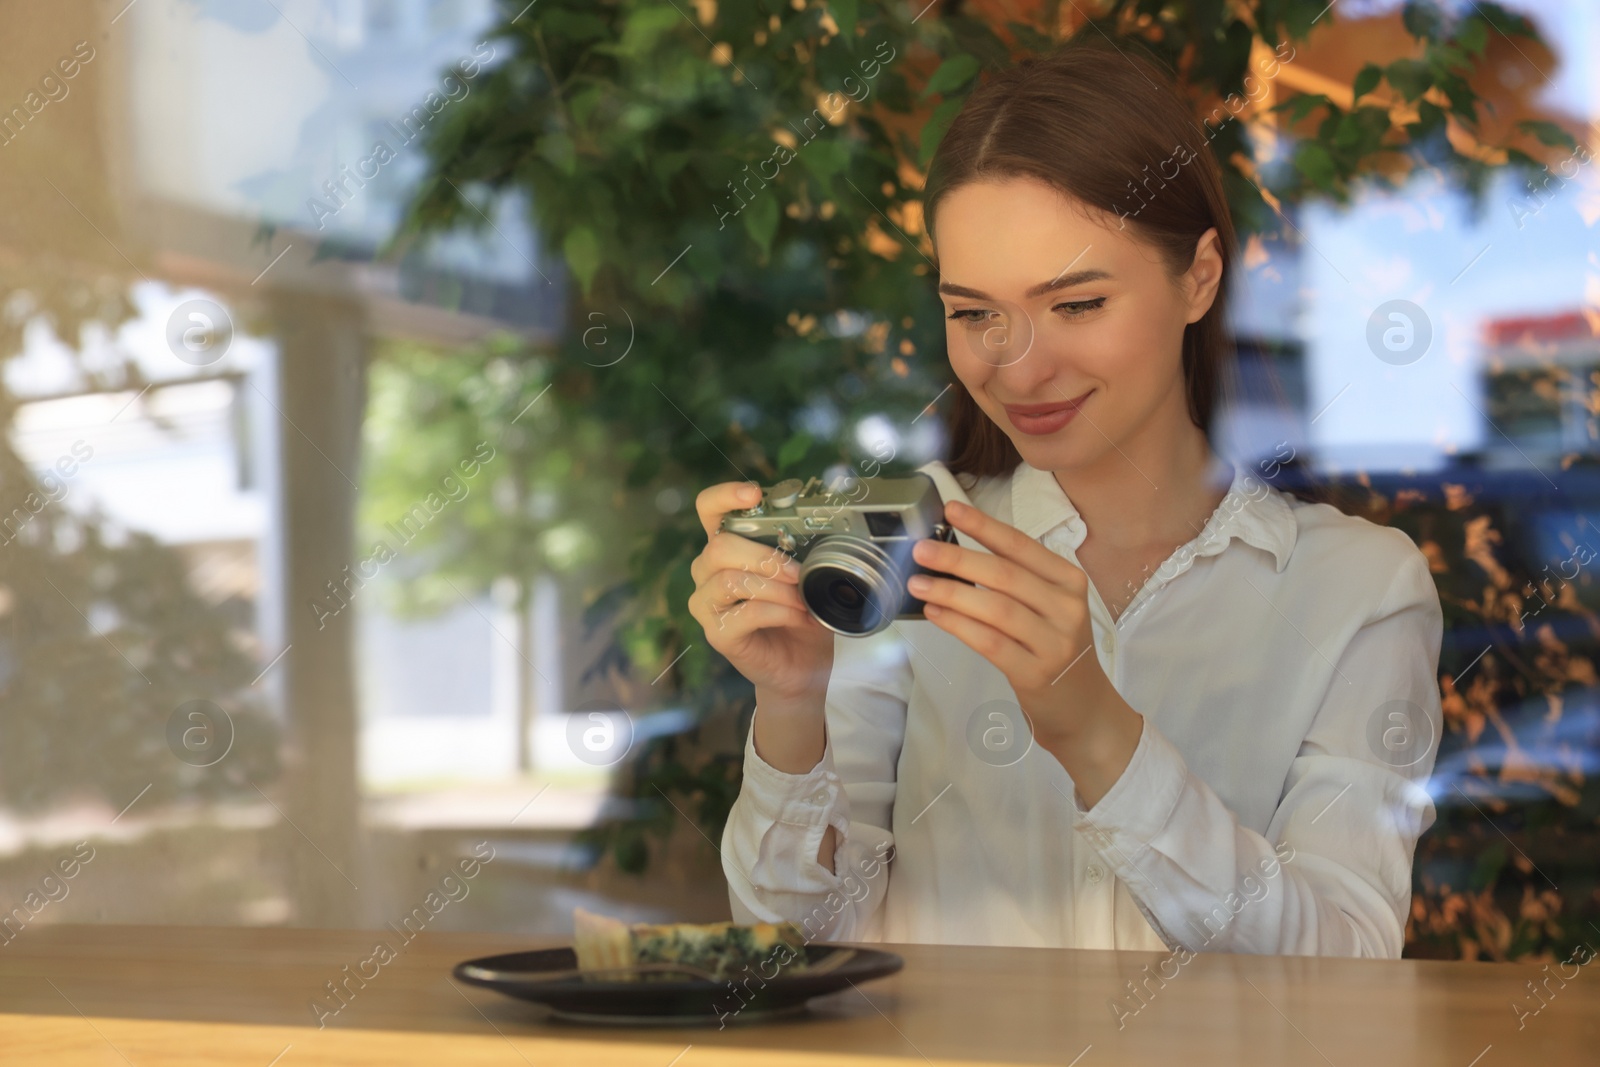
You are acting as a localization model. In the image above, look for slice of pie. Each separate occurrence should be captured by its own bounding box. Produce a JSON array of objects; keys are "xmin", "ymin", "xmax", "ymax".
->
[{"xmin": 572, "ymin": 907, "xmax": 809, "ymax": 981}]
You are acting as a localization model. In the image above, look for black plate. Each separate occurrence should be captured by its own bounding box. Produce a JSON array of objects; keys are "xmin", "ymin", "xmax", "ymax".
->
[{"xmin": 452, "ymin": 944, "xmax": 903, "ymax": 1026}]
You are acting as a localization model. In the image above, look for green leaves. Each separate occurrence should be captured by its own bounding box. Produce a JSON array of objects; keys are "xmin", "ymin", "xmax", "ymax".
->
[
  {"xmin": 1282, "ymin": 0, "xmax": 1325, "ymax": 39},
  {"xmin": 1293, "ymin": 141, "xmax": 1336, "ymax": 193},
  {"xmin": 1473, "ymin": 1, "xmax": 1537, "ymax": 39},
  {"xmin": 799, "ymin": 138, "xmax": 849, "ymax": 186},
  {"xmin": 1274, "ymin": 92, "xmax": 1330, "ymax": 125},
  {"xmin": 1386, "ymin": 58, "xmax": 1432, "ymax": 102},
  {"xmin": 1352, "ymin": 63, "xmax": 1382, "ymax": 103},
  {"xmin": 1333, "ymin": 106, "xmax": 1392, "ymax": 155},
  {"xmin": 1219, "ymin": 18, "xmax": 1256, "ymax": 94},
  {"xmin": 920, "ymin": 53, "xmax": 981, "ymax": 100},
  {"xmin": 1518, "ymin": 119, "xmax": 1579, "ymax": 152},
  {"xmin": 539, "ymin": 130, "xmax": 577, "ymax": 176},
  {"xmin": 1457, "ymin": 16, "xmax": 1488, "ymax": 56},
  {"xmin": 1401, "ymin": 0, "xmax": 1448, "ymax": 42},
  {"xmin": 562, "ymin": 226, "xmax": 601, "ymax": 295},
  {"xmin": 1438, "ymin": 74, "xmax": 1477, "ymax": 123},
  {"xmin": 543, "ymin": 8, "xmax": 610, "ymax": 41},
  {"xmin": 1408, "ymin": 99, "xmax": 1446, "ymax": 138},
  {"xmin": 919, "ymin": 96, "xmax": 964, "ymax": 167},
  {"xmin": 907, "ymin": 48, "xmax": 984, "ymax": 169},
  {"xmin": 609, "ymin": 4, "xmax": 683, "ymax": 61},
  {"xmin": 1469, "ymin": 840, "xmax": 1508, "ymax": 891},
  {"xmin": 830, "ymin": 0, "xmax": 858, "ymax": 40},
  {"xmin": 652, "ymin": 149, "xmax": 692, "ymax": 185},
  {"xmin": 741, "ymin": 192, "xmax": 779, "ymax": 260},
  {"xmin": 777, "ymin": 430, "xmax": 813, "ymax": 470}
]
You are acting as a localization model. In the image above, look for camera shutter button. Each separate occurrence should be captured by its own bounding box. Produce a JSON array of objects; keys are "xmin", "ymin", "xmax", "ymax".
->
[
  {"xmin": 776, "ymin": 529, "xmax": 797, "ymax": 554},
  {"xmin": 770, "ymin": 479, "xmax": 805, "ymax": 509}
]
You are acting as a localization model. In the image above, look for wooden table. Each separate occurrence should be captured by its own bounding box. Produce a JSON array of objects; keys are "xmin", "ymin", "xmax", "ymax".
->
[{"xmin": 0, "ymin": 924, "xmax": 1594, "ymax": 1065}]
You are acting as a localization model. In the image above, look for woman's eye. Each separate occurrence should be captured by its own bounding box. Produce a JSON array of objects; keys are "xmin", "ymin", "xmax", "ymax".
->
[
  {"xmin": 1054, "ymin": 298, "xmax": 1105, "ymax": 318},
  {"xmin": 945, "ymin": 309, "xmax": 997, "ymax": 327},
  {"xmin": 945, "ymin": 299, "xmax": 1105, "ymax": 326}
]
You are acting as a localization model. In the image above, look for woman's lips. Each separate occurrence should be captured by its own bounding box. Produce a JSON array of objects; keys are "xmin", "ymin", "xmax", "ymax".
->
[{"xmin": 1003, "ymin": 391, "xmax": 1093, "ymax": 436}]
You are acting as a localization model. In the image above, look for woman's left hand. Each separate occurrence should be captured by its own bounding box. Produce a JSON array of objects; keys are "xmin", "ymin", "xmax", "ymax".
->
[{"xmin": 906, "ymin": 499, "xmax": 1121, "ymax": 751}]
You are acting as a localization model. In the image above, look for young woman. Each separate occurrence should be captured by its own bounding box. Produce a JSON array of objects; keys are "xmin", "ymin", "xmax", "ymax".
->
[{"xmin": 688, "ymin": 35, "xmax": 1442, "ymax": 957}]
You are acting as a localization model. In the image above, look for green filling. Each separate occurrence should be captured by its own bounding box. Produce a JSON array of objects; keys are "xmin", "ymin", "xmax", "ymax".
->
[{"xmin": 632, "ymin": 922, "xmax": 809, "ymax": 981}]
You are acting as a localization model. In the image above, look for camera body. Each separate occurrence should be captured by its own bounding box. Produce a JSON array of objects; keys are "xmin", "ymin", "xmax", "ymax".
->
[{"xmin": 719, "ymin": 472, "xmax": 964, "ymax": 637}]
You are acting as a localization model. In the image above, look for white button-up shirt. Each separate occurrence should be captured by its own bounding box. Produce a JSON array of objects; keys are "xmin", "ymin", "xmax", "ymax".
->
[{"xmin": 720, "ymin": 456, "xmax": 1444, "ymax": 957}]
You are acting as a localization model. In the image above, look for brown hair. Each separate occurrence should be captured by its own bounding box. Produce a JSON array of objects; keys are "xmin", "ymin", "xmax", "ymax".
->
[{"xmin": 924, "ymin": 31, "xmax": 1241, "ymax": 486}]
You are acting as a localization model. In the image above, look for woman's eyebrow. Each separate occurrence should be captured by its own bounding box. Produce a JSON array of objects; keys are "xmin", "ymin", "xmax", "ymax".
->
[{"xmin": 938, "ymin": 269, "xmax": 1114, "ymax": 300}]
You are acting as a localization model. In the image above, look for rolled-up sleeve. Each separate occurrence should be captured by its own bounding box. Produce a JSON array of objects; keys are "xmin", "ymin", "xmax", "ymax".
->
[
  {"xmin": 1072, "ymin": 541, "xmax": 1444, "ymax": 957},
  {"xmin": 721, "ymin": 624, "xmax": 912, "ymax": 942}
]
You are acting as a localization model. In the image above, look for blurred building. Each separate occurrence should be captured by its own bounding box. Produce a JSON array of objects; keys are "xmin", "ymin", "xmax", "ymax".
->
[
  {"xmin": 112, "ymin": 0, "xmax": 574, "ymax": 787},
  {"xmin": 1481, "ymin": 310, "xmax": 1600, "ymax": 464},
  {"xmin": 0, "ymin": 0, "xmax": 672, "ymax": 936}
]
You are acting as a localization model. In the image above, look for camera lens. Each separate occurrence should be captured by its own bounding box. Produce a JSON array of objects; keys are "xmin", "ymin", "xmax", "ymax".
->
[
  {"xmin": 799, "ymin": 537, "xmax": 904, "ymax": 636},
  {"xmin": 809, "ymin": 571, "xmax": 869, "ymax": 630},
  {"xmin": 803, "ymin": 567, "xmax": 883, "ymax": 634},
  {"xmin": 828, "ymin": 579, "xmax": 862, "ymax": 609}
]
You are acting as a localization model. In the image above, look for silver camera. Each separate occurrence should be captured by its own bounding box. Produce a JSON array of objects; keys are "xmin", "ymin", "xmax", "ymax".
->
[{"xmin": 719, "ymin": 472, "xmax": 964, "ymax": 637}]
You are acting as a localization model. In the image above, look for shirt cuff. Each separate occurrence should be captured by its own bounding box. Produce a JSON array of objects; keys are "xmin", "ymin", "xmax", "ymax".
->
[
  {"xmin": 1071, "ymin": 715, "xmax": 1188, "ymax": 864},
  {"xmin": 739, "ymin": 706, "xmax": 848, "ymax": 830}
]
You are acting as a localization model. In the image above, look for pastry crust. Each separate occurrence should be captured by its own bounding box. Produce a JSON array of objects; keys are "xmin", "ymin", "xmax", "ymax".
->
[{"xmin": 572, "ymin": 907, "xmax": 634, "ymax": 973}]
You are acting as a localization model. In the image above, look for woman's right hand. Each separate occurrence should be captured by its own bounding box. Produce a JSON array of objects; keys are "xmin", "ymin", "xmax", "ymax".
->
[{"xmin": 689, "ymin": 481, "xmax": 836, "ymax": 700}]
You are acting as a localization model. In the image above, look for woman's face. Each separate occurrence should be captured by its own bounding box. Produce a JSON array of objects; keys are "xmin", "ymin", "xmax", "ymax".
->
[{"xmin": 934, "ymin": 176, "xmax": 1222, "ymax": 472}]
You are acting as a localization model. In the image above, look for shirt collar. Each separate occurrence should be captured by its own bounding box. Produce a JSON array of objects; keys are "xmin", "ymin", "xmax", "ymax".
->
[{"xmin": 1009, "ymin": 456, "xmax": 1298, "ymax": 573}]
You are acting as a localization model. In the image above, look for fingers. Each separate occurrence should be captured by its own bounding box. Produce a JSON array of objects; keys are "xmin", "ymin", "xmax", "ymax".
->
[
  {"xmin": 911, "ymin": 536, "xmax": 1078, "ymax": 621},
  {"xmin": 917, "ymin": 600, "xmax": 1035, "ymax": 679},
  {"xmin": 702, "ymin": 598, "xmax": 816, "ymax": 641},
  {"xmin": 692, "ymin": 565, "xmax": 809, "ymax": 615},
  {"xmin": 695, "ymin": 480, "xmax": 765, "ymax": 540},
  {"xmin": 688, "ymin": 573, "xmax": 816, "ymax": 645},
  {"xmin": 911, "ymin": 576, "xmax": 1057, "ymax": 659},
  {"xmin": 690, "ymin": 531, "xmax": 800, "ymax": 588},
  {"xmin": 940, "ymin": 500, "xmax": 1087, "ymax": 590},
  {"xmin": 920, "ymin": 592, "xmax": 1094, "ymax": 691}
]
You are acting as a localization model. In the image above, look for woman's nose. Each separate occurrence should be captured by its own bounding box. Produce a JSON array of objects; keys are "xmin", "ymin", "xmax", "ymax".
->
[{"xmin": 991, "ymin": 341, "xmax": 1071, "ymax": 397}]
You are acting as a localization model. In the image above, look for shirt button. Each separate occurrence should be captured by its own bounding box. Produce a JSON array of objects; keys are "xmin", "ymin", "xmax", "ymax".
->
[
  {"xmin": 1086, "ymin": 864, "xmax": 1105, "ymax": 884},
  {"xmin": 810, "ymin": 790, "xmax": 827, "ymax": 805}
]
